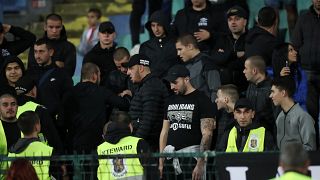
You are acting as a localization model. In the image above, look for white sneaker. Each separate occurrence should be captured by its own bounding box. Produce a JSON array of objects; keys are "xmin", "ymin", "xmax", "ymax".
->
[{"xmin": 130, "ymin": 44, "xmax": 140, "ymax": 56}]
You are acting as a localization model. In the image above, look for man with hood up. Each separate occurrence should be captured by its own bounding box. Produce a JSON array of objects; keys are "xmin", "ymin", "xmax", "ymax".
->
[
  {"xmin": 27, "ymin": 13, "xmax": 76, "ymax": 77},
  {"xmin": 0, "ymin": 23, "xmax": 36, "ymax": 73},
  {"xmin": 0, "ymin": 56, "xmax": 26, "ymax": 96},
  {"xmin": 139, "ymin": 10, "xmax": 179, "ymax": 78}
]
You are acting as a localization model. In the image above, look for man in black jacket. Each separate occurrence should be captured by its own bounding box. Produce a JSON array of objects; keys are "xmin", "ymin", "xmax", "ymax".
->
[
  {"xmin": 243, "ymin": 56, "xmax": 279, "ymax": 139},
  {"xmin": 172, "ymin": 0, "xmax": 228, "ymax": 53},
  {"xmin": 83, "ymin": 21, "xmax": 117, "ymax": 84},
  {"xmin": 60, "ymin": 62, "xmax": 130, "ymax": 153},
  {"xmin": 27, "ymin": 38, "xmax": 73, "ymax": 122},
  {"xmin": 139, "ymin": 10, "xmax": 179, "ymax": 78},
  {"xmin": 292, "ymin": 0, "xmax": 320, "ymax": 148},
  {"xmin": 210, "ymin": 6, "xmax": 248, "ymax": 94},
  {"xmin": 125, "ymin": 54, "xmax": 168, "ymax": 151},
  {"xmin": 0, "ymin": 23, "xmax": 36, "ymax": 74},
  {"xmin": 28, "ymin": 14, "xmax": 76, "ymax": 77},
  {"xmin": 245, "ymin": 6, "xmax": 279, "ymax": 66},
  {"xmin": 216, "ymin": 98, "xmax": 276, "ymax": 152}
]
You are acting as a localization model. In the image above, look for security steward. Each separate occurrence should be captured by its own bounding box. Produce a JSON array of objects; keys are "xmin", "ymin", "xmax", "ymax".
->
[
  {"xmin": 15, "ymin": 75, "xmax": 63, "ymax": 153},
  {"xmin": 97, "ymin": 110, "xmax": 158, "ymax": 180},
  {"xmin": 216, "ymin": 98, "xmax": 276, "ymax": 152},
  {"xmin": 8, "ymin": 111, "xmax": 54, "ymax": 180}
]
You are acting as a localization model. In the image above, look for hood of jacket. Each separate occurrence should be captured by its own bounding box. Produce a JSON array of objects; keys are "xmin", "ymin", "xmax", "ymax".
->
[
  {"xmin": 246, "ymin": 26, "xmax": 275, "ymax": 44},
  {"xmin": 91, "ymin": 42, "xmax": 117, "ymax": 54},
  {"xmin": 104, "ymin": 121, "xmax": 132, "ymax": 144},
  {"xmin": 74, "ymin": 81, "xmax": 100, "ymax": 98},
  {"xmin": 9, "ymin": 138, "xmax": 39, "ymax": 154},
  {"xmin": 1, "ymin": 55, "xmax": 26, "ymax": 83},
  {"xmin": 145, "ymin": 10, "xmax": 171, "ymax": 36}
]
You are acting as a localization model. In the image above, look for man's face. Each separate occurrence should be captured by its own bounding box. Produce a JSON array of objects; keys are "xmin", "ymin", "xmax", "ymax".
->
[
  {"xmin": 228, "ymin": 16, "xmax": 247, "ymax": 35},
  {"xmin": 176, "ymin": 42, "xmax": 191, "ymax": 62},
  {"xmin": 313, "ymin": 0, "xmax": 320, "ymax": 11},
  {"xmin": 151, "ymin": 22, "xmax": 165, "ymax": 38},
  {"xmin": 0, "ymin": 97, "xmax": 17, "ymax": 121},
  {"xmin": 243, "ymin": 60, "xmax": 255, "ymax": 82},
  {"xmin": 269, "ymin": 85, "xmax": 284, "ymax": 106},
  {"xmin": 99, "ymin": 32, "xmax": 116, "ymax": 47},
  {"xmin": 5, "ymin": 62, "xmax": 23, "ymax": 85},
  {"xmin": 114, "ymin": 56, "xmax": 129, "ymax": 74},
  {"xmin": 170, "ymin": 77, "xmax": 188, "ymax": 95},
  {"xmin": 87, "ymin": 12, "xmax": 99, "ymax": 27},
  {"xmin": 234, "ymin": 108, "xmax": 254, "ymax": 127},
  {"xmin": 215, "ymin": 89, "xmax": 227, "ymax": 110},
  {"xmin": 127, "ymin": 65, "xmax": 142, "ymax": 83},
  {"xmin": 45, "ymin": 19, "xmax": 63, "ymax": 39},
  {"xmin": 34, "ymin": 44, "xmax": 53, "ymax": 66}
]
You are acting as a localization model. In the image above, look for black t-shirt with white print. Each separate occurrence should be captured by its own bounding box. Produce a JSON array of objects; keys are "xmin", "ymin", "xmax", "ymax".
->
[{"xmin": 164, "ymin": 89, "xmax": 216, "ymax": 150}]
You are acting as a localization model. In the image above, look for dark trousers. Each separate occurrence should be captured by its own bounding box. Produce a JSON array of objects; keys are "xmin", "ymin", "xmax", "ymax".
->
[
  {"xmin": 305, "ymin": 70, "xmax": 320, "ymax": 148},
  {"xmin": 163, "ymin": 158, "xmax": 197, "ymax": 180},
  {"xmin": 129, "ymin": 0, "xmax": 163, "ymax": 46}
]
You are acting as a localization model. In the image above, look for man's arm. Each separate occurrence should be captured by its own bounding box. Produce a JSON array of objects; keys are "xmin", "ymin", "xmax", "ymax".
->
[
  {"xmin": 300, "ymin": 115, "xmax": 317, "ymax": 151},
  {"xmin": 193, "ymin": 117, "xmax": 216, "ymax": 180},
  {"xmin": 159, "ymin": 120, "xmax": 170, "ymax": 179}
]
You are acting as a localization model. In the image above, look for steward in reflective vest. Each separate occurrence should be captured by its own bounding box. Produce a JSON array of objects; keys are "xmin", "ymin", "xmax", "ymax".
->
[
  {"xmin": 97, "ymin": 111, "xmax": 157, "ymax": 180},
  {"xmin": 15, "ymin": 77, "xmax": 63, "ymax": 153},
  {"xmin": 8, "ymin": 111, "xmax": 53, "ymax": 180},
  {"xmin": 216, "ymin": 98, "xmax": 276, "ymax": 152}
]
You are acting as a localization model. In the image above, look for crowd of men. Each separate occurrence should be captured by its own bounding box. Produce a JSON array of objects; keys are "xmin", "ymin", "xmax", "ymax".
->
[{"xmin": 0, "ymin": 0, "xmax": 320, "ymax": 179}]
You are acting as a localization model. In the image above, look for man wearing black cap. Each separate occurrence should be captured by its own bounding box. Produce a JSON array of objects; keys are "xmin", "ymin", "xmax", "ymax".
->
[
  {"xmin": 216, "ymin": 98, "xmax": 275, "ymax": 152},
  {"xmin": 83, "ymin": 21, "xmax": 117, "ymax": 84},
  {"xmin": 159, "ymin": 64, "xmax": 216, "ymax": 180},
  {"xmin": 125, "ymin": 53, "xmax": 168, "ymax": 151},
  {"xmin": 139, "ymin": 10, "xmax": 179, "ymax": 78},
  {"xmin": 210, "ymin": 5, "xmax": 249, "ymax": 94},
  {"xmin": 0, "ymin": 23, "xmax": 36, "ymax": 74}
]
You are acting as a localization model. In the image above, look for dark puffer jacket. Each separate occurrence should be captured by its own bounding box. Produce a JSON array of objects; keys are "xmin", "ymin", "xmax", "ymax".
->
[{"xmin": 129, "ymin": 73, "xmax": 168, "ymax": 150}]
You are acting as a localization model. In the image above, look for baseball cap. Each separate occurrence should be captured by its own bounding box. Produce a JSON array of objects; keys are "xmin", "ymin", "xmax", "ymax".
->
[
  {"xmin": 99, "ymin": 21, "xmax": 115, "ymax": 33},
  {"xmin": 123, "ymin": 54, "xmax": 150, "ymax": 68},
  {"xmin": 227, "ymin": 6, "xmax": 248, "ymax": 19},
  {"xmin": 234, "ymin": 98, "xmax": 254, "ymax": 110},
  {"xmin": 0, "ymin": 22, "xmax": 3, "ymax": 33},
  {"xmin": 164, "ymin": 64, "xmax": 190, "ymax": 83},
  {"xmin": 15, "ymin": 75, "xmax": 36, "ymax": 95}
]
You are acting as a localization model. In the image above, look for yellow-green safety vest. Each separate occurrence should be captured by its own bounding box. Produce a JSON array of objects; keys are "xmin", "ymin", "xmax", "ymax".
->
[
  {"xmin": 16, "ymin": 101, "xmax": 39, "ymax": 118},
  {"xmin": 226, "ymin": 126, "xmax": 265, "ymax": 152},
  {"xmin": 8, "ymin": 141, "xmax": 53, "ymax": 180},
  {"xmin": 97, "ymin": 136, "xmax": 144, "ymax": 180},
  {"xmin": 17, "ymin": 101, "xmax": 48, "ymax": 145},
  {"xmin": 272, "ymin": 171, "xmax": 312, "ymax": 180}
]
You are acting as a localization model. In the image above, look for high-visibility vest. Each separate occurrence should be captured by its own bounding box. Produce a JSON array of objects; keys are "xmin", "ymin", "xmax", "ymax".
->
[
  {"xmin": 272, "ymin": 171, "xmax": 311, "ymax": 180},
  {"xmin": 8, "ymin": 141, "xmax": 53, "ymax": 180},
  {"xmin": 16, "ymin": 101, "xmax": 48, "ymax": 145},
  {"xmin": 226, "ymin": 126, "xmax": 265, "ymax": 152},
  {"xmin": 97, "ymin": 136, "xmax": 144, "ymax": 180},
  {"xmin": 16, "ymin": 101, "xmax": 39, "ymax": 118}
]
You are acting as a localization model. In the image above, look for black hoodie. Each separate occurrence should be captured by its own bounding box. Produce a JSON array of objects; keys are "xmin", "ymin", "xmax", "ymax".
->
[
  {"xmin": 140, "ymin": 10, "xmax": 180, "ymax": 78},
  {"xmin": 27, "ymin": 26, "xmax": 76, "ymax": 77},
  {"xmin": 0, "ymin": 26, "xmax": 36, "ymax": 73},
  {"xmin": 245, "ymin": 26, "xmax": 279, "ymax": 66},
  {"xmin": 0, "ymin": 56, "xmax": 26, "ymax": 96}
]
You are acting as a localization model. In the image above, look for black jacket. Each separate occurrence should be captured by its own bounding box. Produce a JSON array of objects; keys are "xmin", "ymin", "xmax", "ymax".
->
[
  {"xmin": 28, "ymin": 27, "xmax": 76, "ymax": 77},
  {"xmin": 129, "ymin": 74, "xmax": 168, "ymax": 150},
  {"xmin": 140, "ymin": 10, "xmax": 179, "ymax": 78},
  {"xmin": 210, "ymin": 32, "xmax": 248, "ymax": 92},
  {"xmin": 216, "ymin": 120, "xmax": 276, "ymax": 151},
  {"xmin": 103, "ymin": 70, "xmax": 137, "ymax": 95},
  {"xmin": 292, "ymin": 6, "xmax": 320, "ymax": 71},
  {"xmin": 246, "ymin": 78, "xmax": 279, "ymax": 137},
  {"xmin": 60, "ymin": 81, "xmax": 130, "ymax": 152},
  {"xmin": 0, "ymin": 26, "xmax": 36, "ymax": 73},
  {"xmin": 215, "ymin": 109, "xmax": 235, "ymax": 148},
  {"xmin": 26, "ymin": 63, "xmax": 73, "ymax": 117},
  {"xmin": 83, "ymin": 43, "xmax": 117, "ymax": 83},
  {"xmin": 172, "ymin": 3, "xmax": 228, "ymax": 52},
  {"xmin": 17, "ymin": 95, "xmax": 63, "ymax": 153},
  {"xmin": 245, "ymin": 26, "xmax": 278, "ymax": 66}
]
